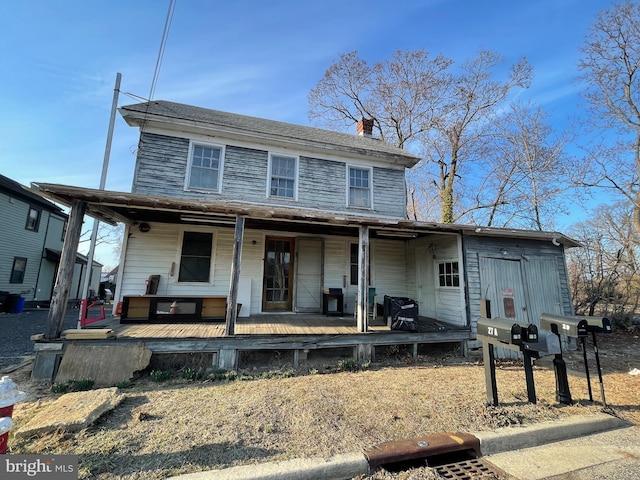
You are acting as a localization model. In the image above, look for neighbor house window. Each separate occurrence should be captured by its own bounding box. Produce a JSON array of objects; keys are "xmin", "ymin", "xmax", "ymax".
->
[
  {"xmin": 10, "ymin": 257, "xmax": 27, "ymax": 284},
  {"xmin": 269, "ymin": 154, "xmax": 297, "ymax": 198},
  {"xmin": 438, "ymin": 261, "xmax": 460, "ymax": 287},
  {"xmin": 348, "ymin": 166, "xmax": 372, "ymax": 208},
  {"xmin": 178, "ymin": 232, "xmax": 213, "ymax": 282},
  {"xmin": 187, "ymin": 143, "xmax": 223, "ymax": 191},
  {"xmin": 26, "ymin": 207, "xmax": 41, "ymax": 231}
]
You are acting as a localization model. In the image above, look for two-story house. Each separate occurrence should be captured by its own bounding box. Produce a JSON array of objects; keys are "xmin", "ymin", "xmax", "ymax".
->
[
  {"xmin": 0, "ymin": 174, "xmax": 101, "ymax": 310},
  {"xmin": 31, "ymin": 100, "xmax": 578, "ymax": 372}
]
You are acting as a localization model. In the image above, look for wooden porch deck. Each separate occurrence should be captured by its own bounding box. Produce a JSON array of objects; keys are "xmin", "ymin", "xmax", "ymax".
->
[{"xmin": 88, "ymin": 313, "xmax": 464, "ymax": 339}]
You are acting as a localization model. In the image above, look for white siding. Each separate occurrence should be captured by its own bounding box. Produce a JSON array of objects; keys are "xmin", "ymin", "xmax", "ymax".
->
[{"xmin": 371, "ymin": 239, "xmax": 408, "ymax": 298}]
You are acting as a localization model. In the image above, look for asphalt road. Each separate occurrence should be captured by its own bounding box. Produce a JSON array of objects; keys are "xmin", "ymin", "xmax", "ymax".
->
[{"xmin": 0, "ymin": 308, "xmax": 78, "ymax": 370}]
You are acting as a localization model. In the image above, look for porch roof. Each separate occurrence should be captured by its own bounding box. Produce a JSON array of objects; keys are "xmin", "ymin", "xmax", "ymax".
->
[{"xmin": 29, "ymin": 182, "xmax": 581, "ymax": 247}]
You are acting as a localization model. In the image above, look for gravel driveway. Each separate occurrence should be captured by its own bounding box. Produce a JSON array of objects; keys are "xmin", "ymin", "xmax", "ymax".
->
[{"xmin": 0, "ymin": 308, "xmax": 78, "ymax": 371}]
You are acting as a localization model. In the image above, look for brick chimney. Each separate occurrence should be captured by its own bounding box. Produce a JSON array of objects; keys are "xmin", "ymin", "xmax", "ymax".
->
[{"xmin": 356, "ymin": 117, "xmax": 374, "ymax": 137}]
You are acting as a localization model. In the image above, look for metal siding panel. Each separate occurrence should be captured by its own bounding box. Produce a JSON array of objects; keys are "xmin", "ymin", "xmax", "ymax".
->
[{"xmin": 522, "ymin": 258, "xmax": 564, "ymax": 326}]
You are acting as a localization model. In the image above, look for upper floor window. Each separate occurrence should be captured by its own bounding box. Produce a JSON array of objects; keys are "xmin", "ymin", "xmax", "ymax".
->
[
  {"xmin": 269, "ymin": 154, "xmax": 297, "ymax": 199},
  {"xmin": 10, "ymin": 257, "xmax": 27, "ymax": 283},
  {"xmin": 26, "ymin": 206, "xmax": 41, "ymax": 231},
  {"xmin": 178, "ymin": 231, "xmax": 213, "ymax": 283},
  {"xmin": 438, "ymin": 261, "xmax": 460, "ymax": 287},
  {"xmin": 187, "ymin": 143, "xmax": 223, "ymax": 192},
  {"xmin": 348, "ymin": 166, "xmax": 372, "ymax": 208}
]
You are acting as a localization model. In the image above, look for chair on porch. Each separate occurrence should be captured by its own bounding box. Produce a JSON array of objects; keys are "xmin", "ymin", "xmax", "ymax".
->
[{"xmin": 354, "ymin": 287, "xmax": 377, "ymax": 321}]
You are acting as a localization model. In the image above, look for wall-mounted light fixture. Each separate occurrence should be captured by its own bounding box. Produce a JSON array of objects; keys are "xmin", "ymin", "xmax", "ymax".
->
[{"xmin": 138, "ymin": 223, "xmax": 151, "ymax": 233}]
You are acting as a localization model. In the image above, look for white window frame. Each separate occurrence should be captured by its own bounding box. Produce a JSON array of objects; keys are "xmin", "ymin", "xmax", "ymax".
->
[
  {"xmin": 436, "ymin": 260, "xmax": 460, "ymax": 289},
  {"xmin": 26, "ymin": 206, "xmax": 41, "ymax": 231},
  {"xmin": 346, "ymin": 165, "xmax": 373, "ymax": 209},
  {"xmin": 184, "ymin": 141, "xmax": 225, "ymax": 193},
  {"xmin": 267, "ymin": 153, "xmax": 298, "ymax": 200},
  {"xmin": 176, "ymin": 227, "xmax": 217, "ymax": 285}
]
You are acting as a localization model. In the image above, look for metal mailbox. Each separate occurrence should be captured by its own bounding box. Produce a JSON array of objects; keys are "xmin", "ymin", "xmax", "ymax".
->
[
  {"xmin": 585, "ymin": 316, "xmax": 612, "ymax": 334},
  {"xmin": 521, "ymin": 331, "xmax": 561, "ymax": 357},
  {"xmin": 540, "ymin": 313, "xmax": 588, "ymax": 338},
  {"xmin": 477, "ymin": 317, "xmax": 523, "ymax": 346},
  {"xmin": 477, "ymin": 317, "xmax": 552, "ymax": 405}
]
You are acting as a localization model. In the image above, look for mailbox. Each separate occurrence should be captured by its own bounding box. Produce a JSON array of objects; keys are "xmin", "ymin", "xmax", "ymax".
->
[
  {"xmin": 521, "ymin": 331, "xmax": 561, "ymax": 356},
  {"xmin": 540, "ymin": 313, "xmax": 588, "ymax": 338},
  {"xmin": 477, "ymin": 317, "xmax": 523, "ymax": 346},
  {"xmin": 585, "ymin": 316, "xmax": 612, "ymax": 334},
  {"xmin": 523, "ymin": 324, "xmax": 538, "ymax": 343},
  {"xmin": 477, "ymin": 317, "xmax": 549, "ymax": 405}
]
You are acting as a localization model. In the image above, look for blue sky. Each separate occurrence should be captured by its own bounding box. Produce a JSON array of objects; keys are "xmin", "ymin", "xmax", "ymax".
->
[{"xmin": 0, "ymin": 0, "xmax": 617, "ymax": 267}]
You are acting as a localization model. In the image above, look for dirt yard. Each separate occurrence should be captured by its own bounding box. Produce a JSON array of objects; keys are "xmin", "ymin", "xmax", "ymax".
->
[{"xmin": 5, "ymin": 328, "xmax": 639, "ymax": 480}]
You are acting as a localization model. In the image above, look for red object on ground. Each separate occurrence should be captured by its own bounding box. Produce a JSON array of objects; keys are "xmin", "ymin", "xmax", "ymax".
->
[{"xmin": 0, "ymin": 376, "xmax": 26, "ymax": 454}]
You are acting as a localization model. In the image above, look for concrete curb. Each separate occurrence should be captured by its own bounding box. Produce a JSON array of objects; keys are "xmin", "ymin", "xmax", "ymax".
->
[
  {"xmin": 475, "ymin": 413, "xmax": 629, "ymax": 456},
  {"xmin": 169, "ymin": 413, "xmax": 628, "ymax": 480},
  {"xmin": 169, "ymin": 452, "xmax": 369, "ymax": 480}
]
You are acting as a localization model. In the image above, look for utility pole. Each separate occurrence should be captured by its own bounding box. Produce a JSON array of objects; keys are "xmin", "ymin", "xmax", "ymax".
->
[{"xmin": 78, "ymin": 72, "xmax": 121, "ymax": 327}]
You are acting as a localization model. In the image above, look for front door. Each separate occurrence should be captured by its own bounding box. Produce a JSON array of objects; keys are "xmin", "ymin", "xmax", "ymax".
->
[{"xmin": 263, "ymin": 237, "xmax": 294, "ymax": 311}]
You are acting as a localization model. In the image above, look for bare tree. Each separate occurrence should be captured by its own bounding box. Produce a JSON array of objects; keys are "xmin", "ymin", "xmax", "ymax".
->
[
  {"xmin": 567, "ymin": 202, "xmax": 640, "ymax": 320},
  {"xmin": 578, "ymin": 0, "xmax": 640, "ymax": 232},
  {"xmin": 309, "ymin": 50, "xmax": 452, "ymax": 149},
  {"xmin": 466, "ymin": 102, "xmax": 575, "ymax": 230},
  {"xmin": 309, "ymin": 49, "xmax": 532, "ymax": 223},
  {"xmin": 423, "ymin": 51, "xmax": 532, "ymax": 223}
]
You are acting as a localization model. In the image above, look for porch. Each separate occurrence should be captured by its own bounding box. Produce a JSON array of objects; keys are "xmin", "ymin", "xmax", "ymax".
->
[{"xmin": 47, "ymin": 313, "xmax": 472, "ymax": 372}]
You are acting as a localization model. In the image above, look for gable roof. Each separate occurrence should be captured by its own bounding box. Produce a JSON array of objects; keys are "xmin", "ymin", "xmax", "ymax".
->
[
  {"xmin": 0, "ymin": 173, "xmax": 65, "ymax": 214},
  {"xmin": 119, "ymin": 101, "xmax": 421, "ymax": 168}
]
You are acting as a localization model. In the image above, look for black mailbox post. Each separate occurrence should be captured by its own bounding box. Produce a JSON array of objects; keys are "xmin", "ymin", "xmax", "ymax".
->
[
  {"xmin": 540, "ymin": 313, "xmax": 590, "ymax": 404},
  {"xmin": 477, "ymin": 317, "xmax": 558, "ymax": 405},
  {"xmin": 583, "ymin": 317, "xmax": 612, "ymax": 407}
]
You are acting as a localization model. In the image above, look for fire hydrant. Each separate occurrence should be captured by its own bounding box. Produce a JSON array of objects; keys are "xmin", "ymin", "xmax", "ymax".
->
[{"xmin": 0, "ymin": 376, "xmax": 26, "ymax": 454}]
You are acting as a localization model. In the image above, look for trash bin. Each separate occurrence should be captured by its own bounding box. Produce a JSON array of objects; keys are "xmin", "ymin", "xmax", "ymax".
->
[
  {"xmin": 383, "ymin": 295, "xmax": 419, "ymax": 331},
  {"xmin": 15, "ymin": 296, "xmax": 25, "ymax": 313},
  {"xmin": 3, "ymin": 294, "xmax": 22, "ymax": 314}
]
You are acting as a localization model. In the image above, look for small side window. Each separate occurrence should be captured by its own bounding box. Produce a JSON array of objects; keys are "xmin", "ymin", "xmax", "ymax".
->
[
  {"xmin": 10, "ymin": 257, "xmax": 27, "ymax": 284},
  {"xmin": 438, "ymin": 261, "xmax": 460, "ymax": 287},
  {"xmin": 26, "ymin": 207, "xmax": 41, "ymax": 231}
]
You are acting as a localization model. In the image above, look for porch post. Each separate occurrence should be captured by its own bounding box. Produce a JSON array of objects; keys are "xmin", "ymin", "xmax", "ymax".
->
[
  {"xmin": 45, "ymin": 200, "xmax": 86, "ymax": 339},
  {"xmin": 225, "ymin": 215, "xmax": 245, "ymax": 336},
  {"xmin": 357, "ymin": 225, "xmax": 370, "ymax": 332}
]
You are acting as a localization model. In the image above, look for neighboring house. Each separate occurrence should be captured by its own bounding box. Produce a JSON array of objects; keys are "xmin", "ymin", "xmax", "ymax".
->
[
  {"xmin": 0, "ymin": 174, "xmax": 101, "ymax": 309},
  {"xmin": 31, "ymin": 100, "xmax": 578, "ymax": 368}
]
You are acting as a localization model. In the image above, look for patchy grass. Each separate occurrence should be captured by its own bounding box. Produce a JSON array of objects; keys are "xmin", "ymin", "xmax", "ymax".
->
[{"xmin": 7, "ymin": 334, "xmax": 640, "ymax": 480}]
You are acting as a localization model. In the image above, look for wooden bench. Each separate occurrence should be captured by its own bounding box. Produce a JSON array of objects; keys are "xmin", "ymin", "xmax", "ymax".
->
[{"xmin": 120, "ymin": 295, "xmax": 235, "ymax": 323}]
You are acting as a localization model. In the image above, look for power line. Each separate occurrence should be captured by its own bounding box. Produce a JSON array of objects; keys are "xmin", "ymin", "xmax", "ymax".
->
[{"xmin": 148, "ymin": 0, "xmax": 176, "ymax": 103}]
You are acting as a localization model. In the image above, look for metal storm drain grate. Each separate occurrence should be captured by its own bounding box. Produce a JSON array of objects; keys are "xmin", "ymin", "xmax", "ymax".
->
[{"xmin": 434, "ymin": 457, "xmax": 511, "ymax": 479}]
